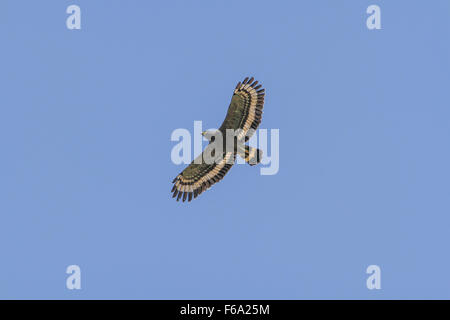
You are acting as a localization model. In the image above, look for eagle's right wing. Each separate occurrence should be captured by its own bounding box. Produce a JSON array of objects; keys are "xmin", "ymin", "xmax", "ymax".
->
[{"xmin": 171, "ymin": 149, "xmax": 235, "ymax": 202}]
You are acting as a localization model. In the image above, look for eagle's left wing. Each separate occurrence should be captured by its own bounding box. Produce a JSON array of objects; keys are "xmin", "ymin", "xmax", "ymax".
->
[
  {"xmin": 171, "ymin": 149, "xmax": 235, "ymax": 202},
  {"xmin": 219, "ymin": 77, "xmax": 265, "ymax": 141}
]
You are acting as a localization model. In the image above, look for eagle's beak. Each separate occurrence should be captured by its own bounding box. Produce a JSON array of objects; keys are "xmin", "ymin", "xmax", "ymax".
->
[{"xmin": 201, "ymin": 131, "xmax": 206, "ymax": 136}]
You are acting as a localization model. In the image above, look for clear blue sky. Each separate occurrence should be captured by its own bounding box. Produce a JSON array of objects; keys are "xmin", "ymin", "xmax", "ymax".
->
[{"xmin": 1, "ymin": 0, "xmax": 450, "ymax": 299}]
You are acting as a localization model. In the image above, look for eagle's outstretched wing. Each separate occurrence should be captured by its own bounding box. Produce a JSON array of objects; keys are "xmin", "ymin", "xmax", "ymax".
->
[
  {"xmin": 171, "ymin": 149, "xmax": 235, "ymax": 202},
  {"xmin": 219, "ymin": 77, "xmax": 265, "ymax": 141}
]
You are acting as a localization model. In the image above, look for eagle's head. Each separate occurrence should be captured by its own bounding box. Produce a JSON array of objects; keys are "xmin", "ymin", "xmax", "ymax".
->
[{"xmin": 201, "ymin": 130, "xmax": 219, "ymax": 142}]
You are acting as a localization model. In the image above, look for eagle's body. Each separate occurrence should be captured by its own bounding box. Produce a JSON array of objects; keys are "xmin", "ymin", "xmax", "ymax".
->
[{"xmin": 171, "ymin": 77, "xmax": 265, "ymax": 202}]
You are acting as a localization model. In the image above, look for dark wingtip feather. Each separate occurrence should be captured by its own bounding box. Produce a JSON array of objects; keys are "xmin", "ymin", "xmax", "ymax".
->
[
  {"xmin": 182, "ymin": 192, "xmax": 187, "ymax": 202},
  {"xmin": 188, "ymin": 192, "xmax": 193, "ymax": 202},
  {"xmin": 243, "ymin": 77, "xmax": 249, "ymax": 84}
]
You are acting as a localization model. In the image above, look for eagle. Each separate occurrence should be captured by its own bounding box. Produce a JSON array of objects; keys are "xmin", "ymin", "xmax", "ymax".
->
[{"xmin": 171, "ymin": 77, "xmax": 265, "ymax": 202}]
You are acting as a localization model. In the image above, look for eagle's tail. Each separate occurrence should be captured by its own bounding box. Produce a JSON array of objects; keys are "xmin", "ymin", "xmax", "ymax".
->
[{"xmin": 238, "ymin": 145, "xmax": 263, "ymax": 166}]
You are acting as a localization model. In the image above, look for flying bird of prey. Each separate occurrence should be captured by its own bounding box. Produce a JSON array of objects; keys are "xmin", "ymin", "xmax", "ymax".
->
[{"xmin": 171, "ymin": 77, "xmax": 265, "ymax": 202}]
